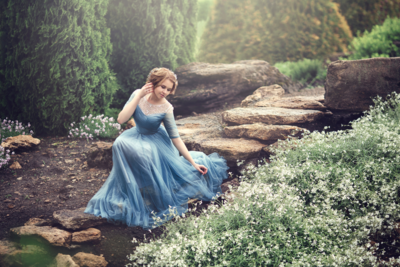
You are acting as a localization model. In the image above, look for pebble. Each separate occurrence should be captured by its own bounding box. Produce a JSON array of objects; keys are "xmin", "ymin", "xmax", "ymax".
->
[
  {"xmin": 17, "ymin": 177, "xmax": 22, "ymax": 180},
  {"xmin": 7, "ymin": 204, "xmax": 15, "ymax": 209}
]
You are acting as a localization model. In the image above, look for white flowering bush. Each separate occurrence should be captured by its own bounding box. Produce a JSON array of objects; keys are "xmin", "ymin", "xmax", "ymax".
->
[
  {"xmin": 0, "ymin": 118, "xmax": 32, "ymax": 168},
  {"xmin": 127, "ymin": 92, "xmax": 400, "ymax": 266},
  {"xmin": 67, "ymin": 114, "xmax": 121, "ymax": 140}
]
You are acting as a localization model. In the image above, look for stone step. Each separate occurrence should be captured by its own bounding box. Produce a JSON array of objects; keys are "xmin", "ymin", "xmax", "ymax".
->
[
  {"xmin": 254, "ymin": 95, "xmax": 326, "ymax": 110},
  {"xmin": 224, "ymin": 123, "xmax": 305, "ymax": 141},
  {"xmin": 222, "ymin": 107, "xmax": 325, "ymax": 126},
  {"xmin": 176, "ymin": 114, "xmax": 267, "ymax": 167}
]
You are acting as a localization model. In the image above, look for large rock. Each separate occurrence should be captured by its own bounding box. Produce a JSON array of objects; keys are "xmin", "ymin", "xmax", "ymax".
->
[
  {"xmin": 1, "ymin": 135, "xmax": 40, "ymax": 152},
  {"xmin": 241, "ymin": 84, "xmax": 285, "ymax": 107},
  {"xmin": 170, "ymin": 60, "xmax": 300, "ymax": 115},
  {"xmin": 87, "ymin": 142, "xmax": 113, "ymax": 169},
  {"xmin": 55, "ymin": 253, "xmax": 79, "ymax": 267},
  {"xmin": 53, "ymin": 208, "xmax": 107, "ymax": 231},
  {"xmin": 10, "ymin": 226, "xmax": 72, "ymax": 247},
  {"xmin": 222, "ymin": 107, "xmax": 325, "ymax": 126},
  {"xmin": 325, "ymin": 57, "xmax": 400, "ymax": 111},
  {"xmin": 224, "ymin": 123, "xmax": 305, "ymax": 141},
  {"xmin": 176, "ymin": 114, "xmax": 267, "ymax": 167},
  {"xmin": 72, "ymin": 228, "xmax": 101, "ymax": 243},
  {"xmin": 255, "ymin": 95, "xmax": 326, "ymax": 110},
  {"xmin": 72, "ymin": 252, "xmax": 108, "ymax": 267}
]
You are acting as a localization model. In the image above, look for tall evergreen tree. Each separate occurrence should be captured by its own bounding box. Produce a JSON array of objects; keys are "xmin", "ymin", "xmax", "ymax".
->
[
  {"xmin": 333, "ymin": 0, "xmax": 400, "ymax": 36},
  {"xmin": 0, "ymin": 0, "xmax": 117, "ymax": 135},
  {"xmin": 107, "ymin": 0, "xmax": 197, "ymax": 108},
  {"xmin": 199, "ymin": 0, "xmax": 353, "ymax": 64},
  {"xmin": 197, "ymin": 0, "xmax": 253, "ymax": 63}
]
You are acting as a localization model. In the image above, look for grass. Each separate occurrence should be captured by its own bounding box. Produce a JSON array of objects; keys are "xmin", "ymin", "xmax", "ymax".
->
[{"xmin": 126, "ymin": 92, "xmax": 400, "ymax": 266}]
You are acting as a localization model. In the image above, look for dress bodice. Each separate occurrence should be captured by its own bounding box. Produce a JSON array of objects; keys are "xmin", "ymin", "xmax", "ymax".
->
[{"xmin": 124, "ymin": 90, "xmax": 180, "ymax": 138}]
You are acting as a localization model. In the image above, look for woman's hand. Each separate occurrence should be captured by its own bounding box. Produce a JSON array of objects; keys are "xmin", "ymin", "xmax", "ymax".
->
[
  {"xmin": 139, "ymin": 82, "xmax": 154, "ymax": 98},
  {"xmin": 193, "ymin": 163, "xmax": 208, "ymax": 175}
]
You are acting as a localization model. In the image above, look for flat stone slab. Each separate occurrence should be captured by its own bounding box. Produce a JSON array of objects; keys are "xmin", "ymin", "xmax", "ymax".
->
[
  {"xmin": 53, "ymin": 208, "xmax": 107, "ymax": 231},
  {"xmin": 224, "ymin": 123, "xmax": 305, "ymax": 141},
  {"xmin": 1, "ymin": 135, "xmax": 40, "ymax": 152},
  {"xmin": 10, "ymin": 226, "xmax": 72, "ymax": 247},
  {"xmin": 176, "ymin": 114, "xmax": 266, "ymax": 166},
  {"xmin": 72, "ymin": 252, "xmax": 108, "ymax": 267},
  {"xmin": 255, "ymin": 95, "xmax": 326, "ymax": 110},
  {"xmin": 72, "ymin": 228, "xmax": 101, "ymax": 243},
  {"xmin": 222, "ymin": 107, "xmax": 325, "ymax": 125}
]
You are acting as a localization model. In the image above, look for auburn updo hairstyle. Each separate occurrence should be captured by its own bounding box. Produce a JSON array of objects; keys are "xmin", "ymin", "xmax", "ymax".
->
[{"xmin": 146, "ymin": 68, "xmax": 178, "ymax": 95}]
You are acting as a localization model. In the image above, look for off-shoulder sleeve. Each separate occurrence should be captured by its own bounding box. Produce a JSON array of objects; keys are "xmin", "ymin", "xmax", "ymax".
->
[
  {"xmin": 163, "ymin": 111, "xmax": 180, "ymax": 139},
  {"xmin": 123, "ymin": 89, "xmax": 140, "ymax": 109}
]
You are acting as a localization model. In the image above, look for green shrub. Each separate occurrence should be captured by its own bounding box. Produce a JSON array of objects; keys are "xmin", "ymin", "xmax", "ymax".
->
[
  {"xmin": 333, "ymin": 0, "xmax": 400, "ymax": 36},
  {"xmin": 107, "ymin": 0, "xmax": 197, "ymax": 109},
  {"xmin": 346, "ymin": 17, "xmax": 400, "ymax": 60},
  {"xmin": 127, "ymin": 92, "xmax": 400, "ymax": 266},
  {"xmin": 0, "ymin": 0, "xmax": 117, "ymax": 135},
  {"xmin": 274, "ymin": 59, "xmax": 327, "ymax": 84},
  {"xmin": 199, "ymin": 0, "xmax": 353, "ymax": 64}
]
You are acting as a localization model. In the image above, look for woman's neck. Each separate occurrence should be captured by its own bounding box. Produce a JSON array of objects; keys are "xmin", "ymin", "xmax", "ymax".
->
[{"xmin": 147, "ymin": 93, "xmax": 166, "ymax": 105}]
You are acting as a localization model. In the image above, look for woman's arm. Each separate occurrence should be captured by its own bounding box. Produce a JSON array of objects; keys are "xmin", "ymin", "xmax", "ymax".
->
[
  {"xmin": 117, "ymin": 83, "xmax": 153, "ymax": 124},
  {"xmin": 172, "ymin": 137, "xmax": 208, "ymax": 175}
]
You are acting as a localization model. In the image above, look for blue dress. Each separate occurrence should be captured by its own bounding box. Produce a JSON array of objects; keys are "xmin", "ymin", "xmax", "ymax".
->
[{"xmin": 84, "ymin": 91, "xmax": 229, "ymax": 229}]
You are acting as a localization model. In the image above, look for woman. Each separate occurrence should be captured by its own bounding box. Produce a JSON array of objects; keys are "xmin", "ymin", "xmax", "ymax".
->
[{"xmin": 85, "ymin": 68, "xmax": 228, "ymax": 229}]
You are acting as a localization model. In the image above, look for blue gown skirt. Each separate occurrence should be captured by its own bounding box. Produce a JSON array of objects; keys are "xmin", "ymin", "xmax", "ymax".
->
[{"xmin": 84, "ymin": 126, "xmax": 228, "ymax": 229}]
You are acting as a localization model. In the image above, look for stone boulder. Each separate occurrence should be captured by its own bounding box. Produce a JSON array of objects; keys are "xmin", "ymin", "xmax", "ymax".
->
[
  {"xmin": 72, "ymin": 228, "xmax": 101, "ymax": 243},
  {"xmin": 53, "ymin": 208, "xmax": 107, "ymax": 231},
  {"xmin": 241, "ymin": 84, "xmax": 286, "ymax": 107},
  {"xmin": 1, "ymin": 135, "xmax": 40, "ymax": 152},
  {"xmin": 325, "ymin": 57, "xmax": 400, "ymax": 111},
  {"xmin": 55, "ymin": 253, "xmax": 79, "ymax": 267},
  {"xmin": 176, "ymin": 114, "xmax": 267, "ymax": 167},
  {"xmin": 10, "ymin": 226, "xmax": 72, "ymax": 247},
  {"xmin": 170, "ymin": 60, "xmax": 300, "ymax": 115},
  {"xmin": 72, "ymin": 252, "xmax": 108, "ymax": 267},
  {"xmin": 222, "ymin": 107, "xmax": 325, "ymax": 126},
  {"xmin": 224, "ymin": 123, "xmax": 305, "ymax": 141},
  {"xmin": 87, "ymin": 142, "xmax": 113, "ymax": 170}
]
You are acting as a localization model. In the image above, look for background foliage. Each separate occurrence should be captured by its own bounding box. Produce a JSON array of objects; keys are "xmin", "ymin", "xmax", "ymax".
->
[
  {"xmin": 346, "ymin": 17, "xmax": 400, "ymax": 60},
  {"xmin": 333, "ymin": 0, "xmax": 400, "ymax": 36},
  {"xmin": 0, "ymin": 0, "xmax": 117, "ymax": 135},
  {"xmin": 274, "ymin": 59, "xmax": 327, "ymax": 85},
  {"xmin": 107, "ymin": 0, "xmax": 197, "ymax": 108},
  {"xmin": 198, "ymin": 0, "xmax": 353, "ymax": 64}
]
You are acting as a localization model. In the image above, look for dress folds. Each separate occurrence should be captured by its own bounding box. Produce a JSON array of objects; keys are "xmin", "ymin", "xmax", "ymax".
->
[{"xmin": 84, "ymin": 91, "xmax": 229, "ymax": 229}]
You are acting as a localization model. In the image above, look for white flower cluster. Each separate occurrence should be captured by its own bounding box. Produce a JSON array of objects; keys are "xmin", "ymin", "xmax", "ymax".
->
[
  {"xmin": 68, "ymin": 114, "xmax": 121, "ymax": 140},
  {"xmin": 126, "ymin": 92, "xmax": 400, "ymax": 266},
  {"xmin": 1, "ymin": 118, "xmax": 32, "ymax": 169}
]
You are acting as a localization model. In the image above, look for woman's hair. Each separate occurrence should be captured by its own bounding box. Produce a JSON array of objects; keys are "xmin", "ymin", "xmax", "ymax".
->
[{"xmin": 146, "ymin": 67, "xmax": 178, "ymax": 95}]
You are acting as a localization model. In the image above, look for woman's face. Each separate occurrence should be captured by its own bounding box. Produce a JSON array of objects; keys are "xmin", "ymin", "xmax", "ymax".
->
[{"xmin": 154, "ymin": 79, "xmax": 174, "ymax": 99}]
